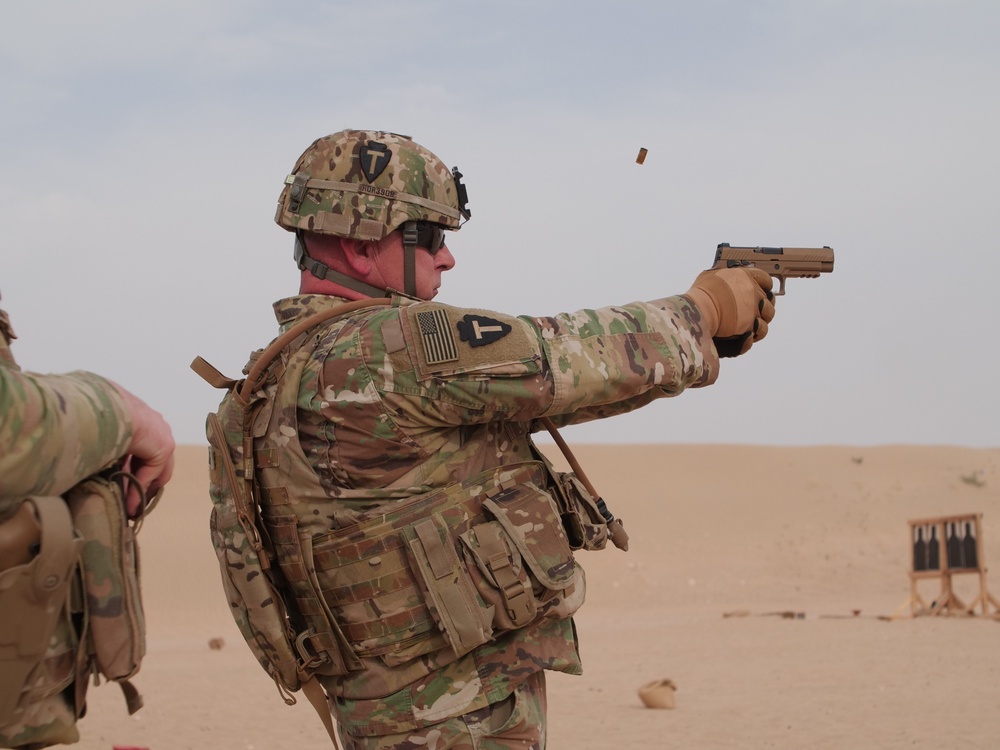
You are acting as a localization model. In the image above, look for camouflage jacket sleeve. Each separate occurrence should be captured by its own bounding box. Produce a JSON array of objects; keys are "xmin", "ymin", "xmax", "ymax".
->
[
  {"xmin": 324, "ymin": 292, "xmax": 718, "ymax": 432},
  {"xmin": 523, "ymin": 293, "xmax": 719, "ymax": 428},
  {"xmin": 0, "ymin": 334, "xmax": 132, "ymax": 511}
]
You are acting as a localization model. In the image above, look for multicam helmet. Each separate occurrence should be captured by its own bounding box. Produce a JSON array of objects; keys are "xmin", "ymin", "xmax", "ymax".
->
[
  {"xmin": 275, "ymin": 130, "xmax": 470, "ymax": 298},
  {"xmin": 276, "ymin": 129, "xmax": 470, "ymax": 239}
]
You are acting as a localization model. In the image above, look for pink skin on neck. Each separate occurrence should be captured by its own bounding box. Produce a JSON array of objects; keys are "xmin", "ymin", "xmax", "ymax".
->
[{"xmin": 299, "ymin": 231, "xmax": 455, "ymax": 300}]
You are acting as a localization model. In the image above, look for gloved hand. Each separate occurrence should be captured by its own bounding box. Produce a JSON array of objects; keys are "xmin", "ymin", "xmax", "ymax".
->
[{"xmin": 685, "ymin": 267, "xmax": 776, "ymax": 357}]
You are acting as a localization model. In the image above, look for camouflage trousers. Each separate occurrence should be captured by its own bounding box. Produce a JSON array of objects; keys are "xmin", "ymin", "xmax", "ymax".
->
[{"xmin": 339, "ymin": 671, "xmax": 547, "ymax": 750}]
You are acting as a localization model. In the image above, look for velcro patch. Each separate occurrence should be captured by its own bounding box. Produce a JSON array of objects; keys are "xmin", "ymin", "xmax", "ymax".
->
[
  {"xmin": 400, "ymin": 303, "xmax": 541, "ymax": 381},
  {"xmin": 359, "ymin": 140, "xmax": 391, "ymax": 183},
  {"xmin": 416, "ymin": 308, "xmax": 458, "ymax": 365}
]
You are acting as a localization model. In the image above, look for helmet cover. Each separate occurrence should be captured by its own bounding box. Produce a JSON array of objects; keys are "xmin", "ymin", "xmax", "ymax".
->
[{"xmin": 275, "ymin": 129, "xmax": 470, "ymax": 241}]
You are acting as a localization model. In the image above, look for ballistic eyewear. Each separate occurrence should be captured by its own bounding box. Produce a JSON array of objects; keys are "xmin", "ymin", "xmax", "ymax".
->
[{"xmin": 403, "ymin": 221, "xmax": 449, "ymax": 255}]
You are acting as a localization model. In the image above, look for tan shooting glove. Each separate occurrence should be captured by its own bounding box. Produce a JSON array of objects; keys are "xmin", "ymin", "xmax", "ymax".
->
[{"xmin": 686, "ymin": 268, "xmax": 776, "ymax": 357}]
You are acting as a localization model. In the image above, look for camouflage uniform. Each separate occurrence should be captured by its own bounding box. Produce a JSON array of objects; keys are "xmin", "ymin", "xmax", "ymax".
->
[
  {"xmin": 0, "ymin": 305, "xmax": 132, "ymax": 519},
  {"xmin": 205, "ymin": 129, "xmax": 723, "ymax": 747},
  {"xmin": 339, "ymin": 671, "xmax": 548, "ymax": 750},
  {"xmin": 258, "ymin": 287, "xmax": 718, "ymax": 743},
  {"xmin": 0, "ymin": 301, "xmax": 132, "ymax": 748}
]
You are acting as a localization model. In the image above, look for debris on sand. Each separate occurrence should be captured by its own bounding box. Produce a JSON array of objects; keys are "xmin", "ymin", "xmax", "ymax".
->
[{"xmin": 638, "ymin": 678, "xmax": 676, "ymax": 709}]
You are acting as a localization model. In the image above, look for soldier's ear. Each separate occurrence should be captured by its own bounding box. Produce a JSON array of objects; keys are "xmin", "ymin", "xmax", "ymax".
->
[{"xmin": 341, "ymin": 238, "xmax": 375, "ymax": 275}]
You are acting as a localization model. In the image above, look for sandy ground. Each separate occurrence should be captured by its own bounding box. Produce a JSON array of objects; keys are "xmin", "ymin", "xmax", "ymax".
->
[{"xmin": 69, "ymin": 443, "xmax": 1000, "ymax": 749}]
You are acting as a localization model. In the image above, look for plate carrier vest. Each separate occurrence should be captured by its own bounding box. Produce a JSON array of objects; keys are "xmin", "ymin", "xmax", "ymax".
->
[{"xmin": 192, "ymin": 299, "xmax": 629, "ymax": 740}]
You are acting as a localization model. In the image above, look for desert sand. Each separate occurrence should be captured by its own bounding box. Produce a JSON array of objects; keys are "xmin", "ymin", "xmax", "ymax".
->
[{"xmin": 70, "ymin": 443, "xmax": 1000, "ymax": 749}]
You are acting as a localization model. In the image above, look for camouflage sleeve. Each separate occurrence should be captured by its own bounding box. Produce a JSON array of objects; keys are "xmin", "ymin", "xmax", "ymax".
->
[
  {"xmin": 362, "ymin": 293, "xmax": 718, "ymax": 429},
  {"xmin": 0, "ymin": 363, "xmax": 133, "ymax": 510},
  {"xmin": 525, "ymin": 293, "xmax": 718, "ymax": 426}
]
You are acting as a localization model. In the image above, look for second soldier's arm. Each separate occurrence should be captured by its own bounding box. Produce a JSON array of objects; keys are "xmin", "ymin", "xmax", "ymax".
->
[
  {"xmin": 0, "ymin": 364, "xmax": 132, "ymax": 507},
  {"xmin": 1, "ymin": 354, "xmax": 174, "ymax": 514}
]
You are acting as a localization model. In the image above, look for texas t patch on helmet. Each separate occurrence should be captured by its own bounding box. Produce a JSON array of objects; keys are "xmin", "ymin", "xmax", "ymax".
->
[{"xmin": 275, "ymin": 129, "xmax": 471, "ymax": 241}]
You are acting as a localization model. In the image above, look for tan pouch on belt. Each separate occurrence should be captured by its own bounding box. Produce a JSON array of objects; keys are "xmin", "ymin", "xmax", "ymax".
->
[{"xmin": 0, "ymin": 497, "xmax": 82, "ymax": 744}]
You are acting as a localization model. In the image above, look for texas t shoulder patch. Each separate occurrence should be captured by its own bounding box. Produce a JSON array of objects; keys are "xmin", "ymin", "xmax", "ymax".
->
[{"xmin": 457, "ymin": 314, "xmax": 512, "ymax": 347}]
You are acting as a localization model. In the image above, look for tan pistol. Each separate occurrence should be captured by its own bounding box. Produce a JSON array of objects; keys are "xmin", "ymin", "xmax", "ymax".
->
[{"xmin": 713, "ymin": 243, "xmax": 835, "ymax": 296}]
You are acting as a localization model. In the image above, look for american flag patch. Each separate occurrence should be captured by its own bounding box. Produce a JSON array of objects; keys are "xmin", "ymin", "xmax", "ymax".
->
[{"xmin": 416, "ymin": 309, "xmax": 458, "ymax": 365}]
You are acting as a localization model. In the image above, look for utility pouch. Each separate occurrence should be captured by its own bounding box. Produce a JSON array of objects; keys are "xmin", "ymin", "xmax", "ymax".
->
[
  {"xmin": 459, "ymin": 521, "xmax": 534, "ymax": 632},
  {"xmin": 405, "ymin": 515, "xmax": 494, "ymax": 658},
  {"xmin": 399, "ymin": 469, "xmax": 581, "ymax": 657},
  {"xmin": 0, "ymin": 497, "xmax": 82, "ymax": 747},
  {"xmin": 404, "ymin": 474, "xmax": 581, "ymax": 657},
  {"xmin": 482, "ymin": 484, "xmax": 577, "ymax": 589},
  {"xmin": 65, "ymin": 471, "xmax": 153, "ymax": 699},
  {"xmin": 456, "ymin": 482, "xmax": 581, "ymax": 640}
]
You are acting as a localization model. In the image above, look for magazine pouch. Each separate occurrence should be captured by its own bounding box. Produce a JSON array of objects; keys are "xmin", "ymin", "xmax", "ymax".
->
[{"xmin": 551, "ymin": 472, "xmax": 611, "ymax": 552}]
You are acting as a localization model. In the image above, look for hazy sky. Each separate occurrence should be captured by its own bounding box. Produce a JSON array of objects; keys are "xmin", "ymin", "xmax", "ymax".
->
[{"xmin": 2, "ymin": 1, "xmax": 998, "ymax": 447}]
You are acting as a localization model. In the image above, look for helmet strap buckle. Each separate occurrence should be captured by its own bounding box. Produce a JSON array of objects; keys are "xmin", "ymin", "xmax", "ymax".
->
[{"xmin": 401, "ymin": 224, "xmax": 418, "ymax": 298}]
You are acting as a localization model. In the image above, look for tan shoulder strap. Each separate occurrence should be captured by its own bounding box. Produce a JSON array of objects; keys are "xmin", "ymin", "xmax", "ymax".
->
[
  {"xmin": 239, "ymin": 298, "xmax": 391, "ymax": 400},
  {"xmin": 190, "ymin": 357, "xmax": 237, "ymax": 390}
]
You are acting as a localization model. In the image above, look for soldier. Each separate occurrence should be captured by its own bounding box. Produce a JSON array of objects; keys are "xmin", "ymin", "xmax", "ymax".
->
[
  {"xmin": 0, "ymin": 295, "xmax": 175, "ymax": 748},
  {"xmin": 208, "ymin": 129, "xmax": 774, "ymax": 749}
]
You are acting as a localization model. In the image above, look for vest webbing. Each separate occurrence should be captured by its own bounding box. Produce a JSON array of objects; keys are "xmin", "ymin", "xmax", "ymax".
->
[
  {"xmin": 263, "ymin": 461, "xmax": 549, "ymax": 659},
  {"xmin": 248, "ymin": 302, "xmax": 391, "ymax": 676}
]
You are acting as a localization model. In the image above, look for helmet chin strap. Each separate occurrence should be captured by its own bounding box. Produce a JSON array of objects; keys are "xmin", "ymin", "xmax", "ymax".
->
[
  {"xmin": 294, "ymin": 233, "xmax": 390, "ymax": 299},
  {"xmin": 402, "ymin": 223, "xmax": 418, "ymax": 298}
]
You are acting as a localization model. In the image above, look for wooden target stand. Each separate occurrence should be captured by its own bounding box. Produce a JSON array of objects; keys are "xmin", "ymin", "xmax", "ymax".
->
[{"xmin": 906, "ymin": 513, "xmax": 1000, "ymax": 617}]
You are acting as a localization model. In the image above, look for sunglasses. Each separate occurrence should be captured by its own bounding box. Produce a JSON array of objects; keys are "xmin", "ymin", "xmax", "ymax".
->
[{"xmin": 402, "ymin": 221, "xmax": 449, "ymax": 255}]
